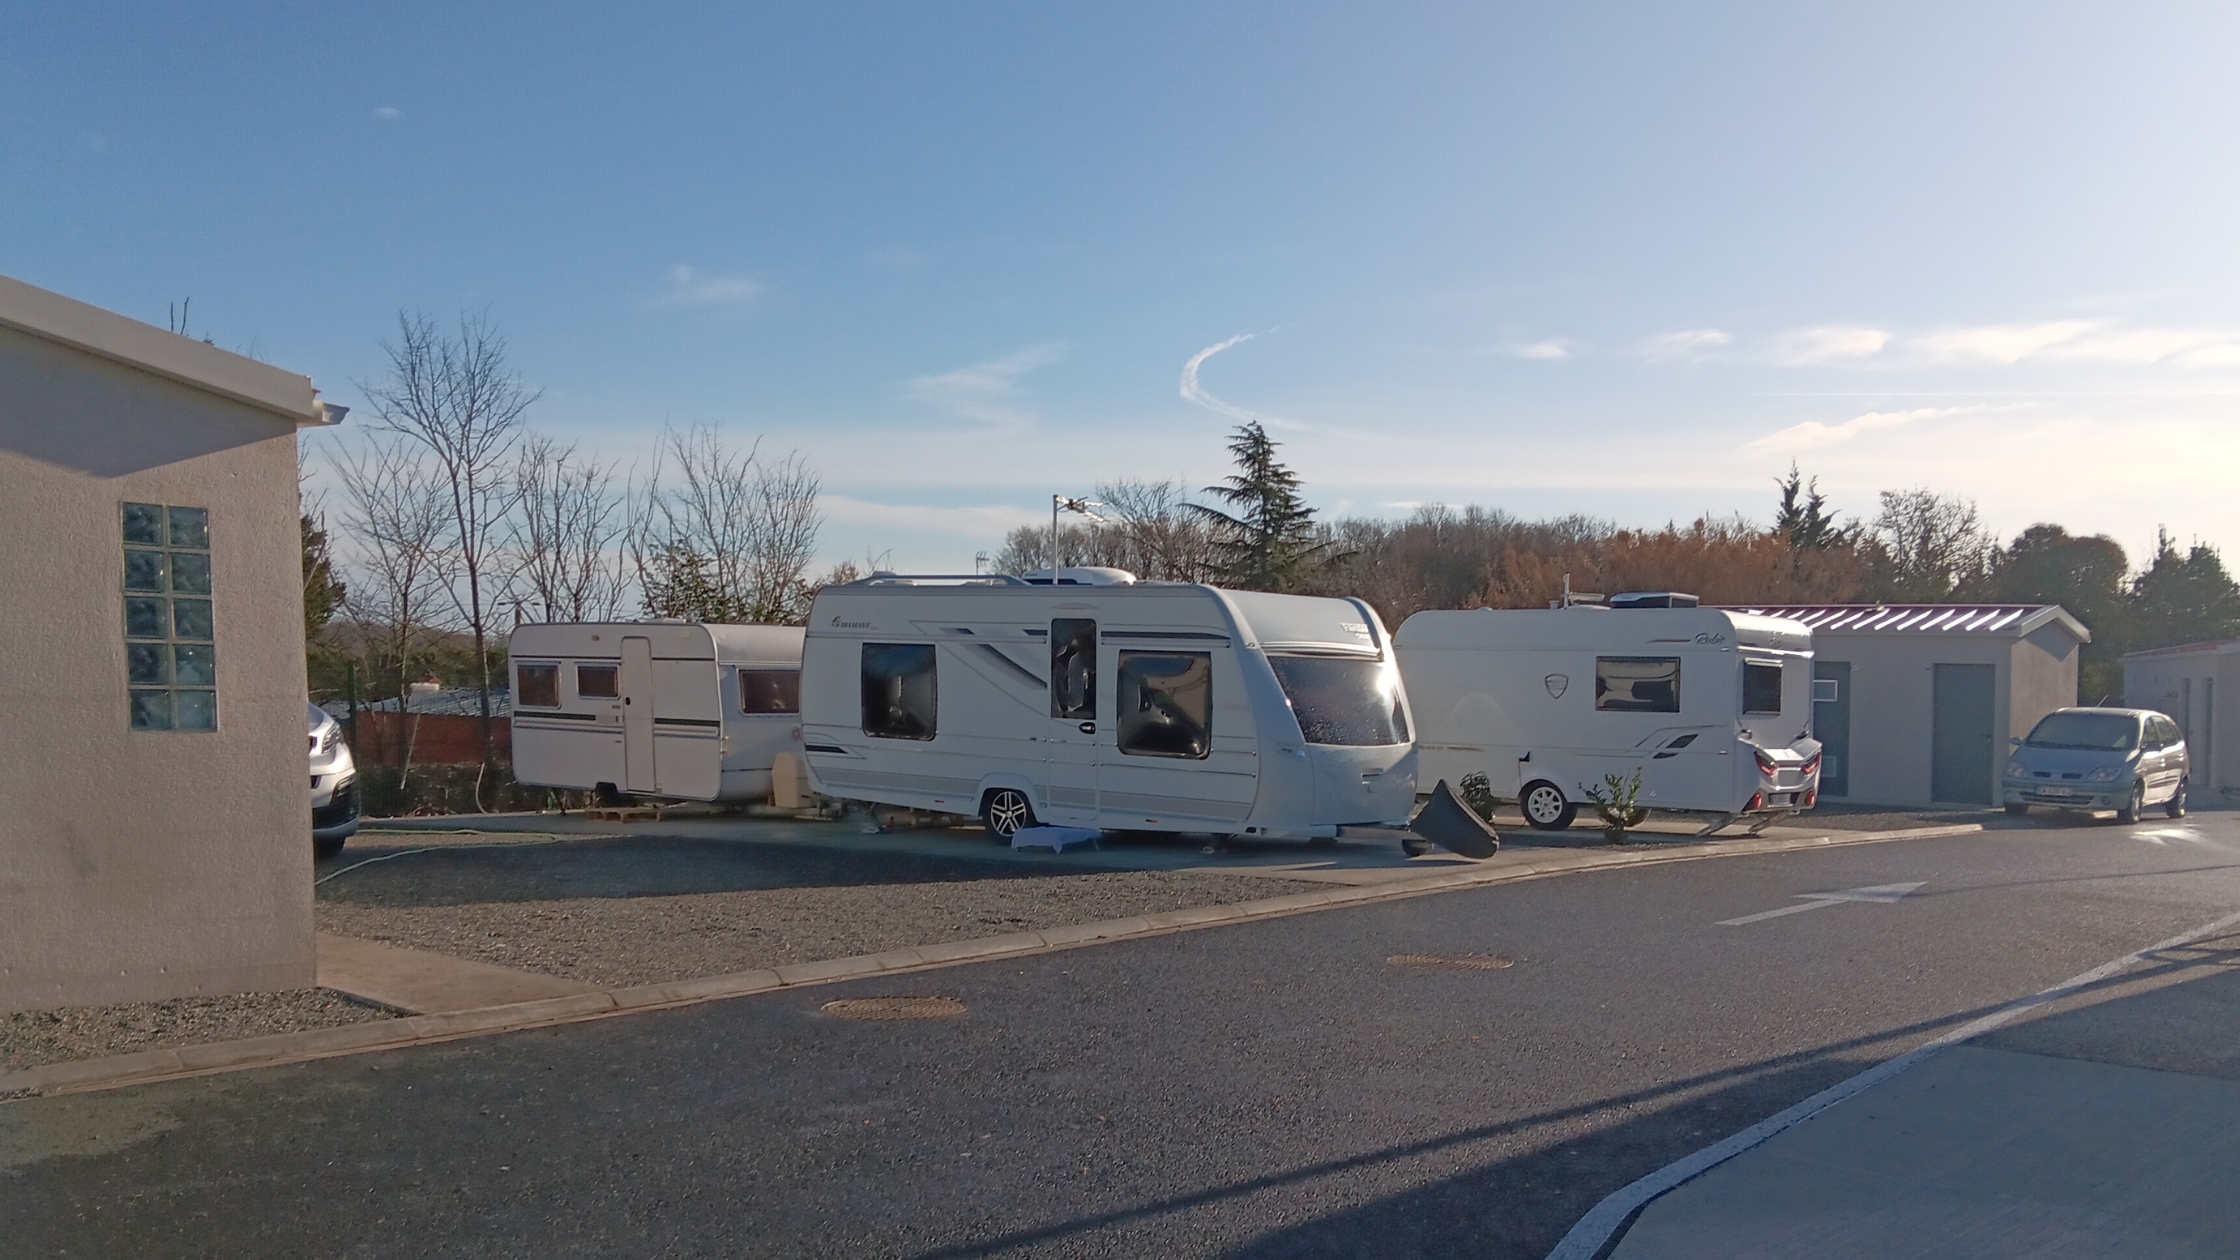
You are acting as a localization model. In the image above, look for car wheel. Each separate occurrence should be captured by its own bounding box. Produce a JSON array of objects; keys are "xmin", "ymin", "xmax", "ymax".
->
[
  {"xmin": 314, "ymin": 833, "xmax": 347, "ymax": 860},
  {"xmin": 981, "ymin": 788, "xmax": 1036, "ymax": 841},
  {"xmin": 2116, "ymin": 782, "xmax": 2144, "ymax": 825},
  {"xmin": 2004, "ymin": 803, "xmax": 2029, "ymax": 816},
  {"xmin": 1520, "ymin": 780, "xmax": 1576, "ymax": 831},
  {"xmin": 2166, "ymin": 778, "xmax": 2188, "ymax": 819}
]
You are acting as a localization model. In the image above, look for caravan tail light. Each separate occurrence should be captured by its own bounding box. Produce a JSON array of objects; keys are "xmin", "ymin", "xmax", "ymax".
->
[
  {"xmin": 1747, "ymin": 792, "xmax": 1764, "ymax": 811},
  {"xmin": 1753, "ymin": 748, "xmax": 1779, "ymax": 777},
  {"xmin": 1805, "ymin": 788, "xmax": 1819, "ymax": 808},
  {"xmin": 1801, "ymin": 751, "xmax": 1822, "ymax": 778}
]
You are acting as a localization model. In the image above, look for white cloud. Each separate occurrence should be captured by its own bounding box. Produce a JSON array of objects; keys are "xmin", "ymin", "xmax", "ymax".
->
[
  {"xmin": 905, "ymin": 344, "xmax": 1065, "ymax": 432},
  {"xmin": 1638, "ymin": 328, "xmax": 1731, "ymax": 362},
  {"xmin": 373, "ymin": 106, "xmax": 402, "ymax": 120},
  {"xmin": 660, "ymin": 265, "xmax": 762, "ymax": 307},
  {"xmin": 1744, "ymin": 405, "xmax": 1981, "ymax": 454},
  {"xmin": 1512, "ymin": 339, "xmax": 1574, "ymax": 360},
  {"xmin": 1772, "ymin": 325, "xmax": 1890, "ymax": 364}
]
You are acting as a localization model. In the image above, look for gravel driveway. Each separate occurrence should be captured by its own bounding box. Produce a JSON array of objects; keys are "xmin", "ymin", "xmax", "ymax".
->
[{"xmin": 314, "ymin": 832, "xmax": 1322, "ymax": 988}]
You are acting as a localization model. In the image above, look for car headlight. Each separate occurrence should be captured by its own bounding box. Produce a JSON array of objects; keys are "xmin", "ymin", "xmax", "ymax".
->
[{"xmin": 2085, "ymin": 765, "xmax": 2121, "ymax": 782}]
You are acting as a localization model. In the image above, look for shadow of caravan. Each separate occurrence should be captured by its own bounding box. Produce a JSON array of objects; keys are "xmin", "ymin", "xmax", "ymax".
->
[
  {"xmin": 798, "ymin": 572, "xmax": 1420, "ymax": 841},
  {"xmin": 508, "ymin": 621, "xmax": 805, "ymax": 802},
  {"xmin": 1395, "ymin": 600, "xmax": 1823, "ymax": 834}
]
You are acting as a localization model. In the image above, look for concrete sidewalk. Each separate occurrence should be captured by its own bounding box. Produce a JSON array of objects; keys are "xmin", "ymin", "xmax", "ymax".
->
[{"xmin": 1607, "ymin": 927, "xmax": 2240, "ymax": 1259}]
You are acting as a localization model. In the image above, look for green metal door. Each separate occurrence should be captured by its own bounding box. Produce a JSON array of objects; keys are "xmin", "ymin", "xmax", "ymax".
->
[
  {"xmin": 1931, "ymin": 663, "xmax": 1995, "ymax": 805},
  {"xmin": 1813, "ymin": 661, "xmax": 1851, "ymax": 798}
]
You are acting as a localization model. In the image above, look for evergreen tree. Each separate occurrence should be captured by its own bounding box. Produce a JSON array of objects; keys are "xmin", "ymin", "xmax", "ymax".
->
[
  {"xmin": 1772, "ymin": 463, "xmax": 1847, "ymax": 551},
  {"xmin": 2128, "ymin": 530, "xmax": 2240, "ymax": 650},
  {"xmin": 301, "ymin": 514, "xmax": 346, "ymax": 638},
  {"xmin": 641, "ymin": 541, "xmax": 744, "ymax": 622},
  {"xmin": 1963, "ymin": 524, "xmax": 2130, "ymax": 702},
  {"xmin": 1186, "ymin": 422, "xmax": 1330, "ymax": 591}
]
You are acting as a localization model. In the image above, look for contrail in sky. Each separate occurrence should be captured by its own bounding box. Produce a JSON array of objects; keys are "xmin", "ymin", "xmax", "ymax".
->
[{"xmin": 1179, "ymin": 332, "xmax": 1301, "ymax": 429}]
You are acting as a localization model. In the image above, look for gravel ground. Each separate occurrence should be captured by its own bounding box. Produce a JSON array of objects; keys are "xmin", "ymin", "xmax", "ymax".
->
[
  {"xmin": 316, "ymin": 867, "xmax": 1320, "ymax": 988},
  {"xmin": 2, "ymin": 989, "xmax": 394, "ymax": 1073}
]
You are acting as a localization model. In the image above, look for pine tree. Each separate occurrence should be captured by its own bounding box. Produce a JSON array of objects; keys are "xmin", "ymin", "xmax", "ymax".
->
[
  {"xmin": 1186, "ymin": 422, "xmax": 1330, "ymax": 591},
  {"xmin": 301, "ymin": 514, "xmax": 346, "ymax": 638},
  {"xmin": 1772, "ymin": 463, "xmax": 1847, "ymax": 551},
  {"xmin": 641, "ymin": 542, "xmax": 744, "ymax": 622},
  {"xmin": 2128, "ymin": 530, "xmax": 2240, "ymax": 650}
]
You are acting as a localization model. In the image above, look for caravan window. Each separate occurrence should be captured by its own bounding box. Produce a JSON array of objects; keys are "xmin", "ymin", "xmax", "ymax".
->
[
  {"xmin": 1742, "ymin": 660, "xmax": 1783, "ymax": 715},
  {"xmin": 576, "ymin": 663, "xmax": 620, "ymax": 699},
  {"xmin": 517, "ymin": 663, "xmax": 560, "ymax": 708},
  {"xmin": 862, "ymin": 643, "xmax": 937, "ymax": 740},
  {"xmin": 1050, "ymin": 618, "xmax": 1096, "ymax": 718},
  {"xmin": 1268, "ymin": 656, "xmax": 1408, "ymax": 746},
  {"xmin": 740, "ymin": 670, "xmax": 800, "ymax": 714},
  {"xmin": 1117, "ymin": 651, "xmax": 1211, "ymax": 759},
  {"xmin": 1596, "ymin": 656, "xmax": 1681, "ymax": 713}
]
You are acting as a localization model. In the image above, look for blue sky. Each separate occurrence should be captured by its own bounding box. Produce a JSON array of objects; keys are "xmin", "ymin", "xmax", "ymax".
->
[{"xmin": 8, "ymin": 2, "xmax": 2239, "ymax": 572}]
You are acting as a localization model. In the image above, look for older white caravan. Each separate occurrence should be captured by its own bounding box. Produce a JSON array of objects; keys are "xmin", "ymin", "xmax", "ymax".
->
[
  {"xmin": 509, "ymin": 622, "xmax": 804, "ymax": 802},
  {"xmin": 1395, "ymin": 601, "xmax": 1821, "ymax": 830},
  {"xmin": 799, "ymin": 574, "xmax": 1419, "ymax": 839}
]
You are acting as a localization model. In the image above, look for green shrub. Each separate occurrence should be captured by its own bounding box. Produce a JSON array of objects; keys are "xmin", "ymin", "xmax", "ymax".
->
[
  {"xmin": 1582, "ymin": 769, "xmax": 1650, "ymax": 842},
  {"xmin": 1458, "ymin": 771, "xmax": 1499, "ymax": 823}
]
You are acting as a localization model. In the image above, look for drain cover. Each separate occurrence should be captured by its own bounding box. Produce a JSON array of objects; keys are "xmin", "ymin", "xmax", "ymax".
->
[
  {"xmin": 820, "ymin": 996, "xmax": 968, "ymax": 1020},
  {"xmin": 1386, "ymin": 952, "xmax": 1514, "ymax": 970}
]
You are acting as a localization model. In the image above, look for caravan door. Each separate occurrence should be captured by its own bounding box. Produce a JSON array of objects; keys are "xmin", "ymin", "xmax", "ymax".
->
[
  {"xmin": 1041, "ymin": 617, "xmax": 1101, "ymax": 824},
  {"xmin": 621, "ymin": 635, "xmax": 657, "ymax": 792}
]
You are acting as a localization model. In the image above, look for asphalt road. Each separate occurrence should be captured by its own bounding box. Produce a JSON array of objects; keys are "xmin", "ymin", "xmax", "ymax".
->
[{"xmin": 7, "ymin": 809, "xmax": 2239, "ymax": 1259}]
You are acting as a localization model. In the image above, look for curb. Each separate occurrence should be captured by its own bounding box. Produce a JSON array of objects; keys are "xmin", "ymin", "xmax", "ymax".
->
[{"xmin": 0, "ymin": 822, "xmax": 1983, "ymax": 1101}]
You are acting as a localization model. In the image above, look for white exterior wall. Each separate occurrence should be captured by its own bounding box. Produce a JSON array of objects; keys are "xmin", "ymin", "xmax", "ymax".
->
[
  {"xmin": 0, "ymin": 322, "xmax": 314, "ymax": 1013},
  {"xmin": 2125, "ymin": 642, "xmax": 2238, "ymax": 795}
]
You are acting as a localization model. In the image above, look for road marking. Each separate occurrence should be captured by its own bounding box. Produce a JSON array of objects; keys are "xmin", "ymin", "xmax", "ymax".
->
[
  {"xmin": 1545, "ymin": 903, "xmax": 2240, "ymax": 1260},
  {"xmin": 1717, "ymin": 882, "xmax": 1925, "ymax": 926}
]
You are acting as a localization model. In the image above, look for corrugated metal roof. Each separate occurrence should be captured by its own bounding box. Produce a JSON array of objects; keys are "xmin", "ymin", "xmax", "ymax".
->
[{"xmin": 1719, "ymin": 603, "xmax": 2089, "ymax": 642}]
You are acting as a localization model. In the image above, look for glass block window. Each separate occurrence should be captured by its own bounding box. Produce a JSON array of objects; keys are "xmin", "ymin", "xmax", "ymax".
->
[{"xmin": 123, "ymin": 502, "xmax": 217, "ymax": 731}]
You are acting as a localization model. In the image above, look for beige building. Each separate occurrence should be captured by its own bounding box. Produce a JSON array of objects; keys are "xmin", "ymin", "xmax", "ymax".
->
[
  {"xmin": 0, "ymin": 273, "xmax": 339, "ymax": 1014},
  {"xmin": 2123, "ymin": 640, "xmax": 2234, "ymax": 799},
  {"xmin": 1729, "ymin": 604, "xmax": 2088, "ymax": 808}
]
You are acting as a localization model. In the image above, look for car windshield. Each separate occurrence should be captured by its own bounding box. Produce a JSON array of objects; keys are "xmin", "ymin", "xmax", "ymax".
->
[
  {"xmin": 2025, "ymin": 712, "xmax": 2138, "ymax": 751},
  {"xmin": 1267, "ymin": 655, "xmax": 1408, "ymax": 746}
]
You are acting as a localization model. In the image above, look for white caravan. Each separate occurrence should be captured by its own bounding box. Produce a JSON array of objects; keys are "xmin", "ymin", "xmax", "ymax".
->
[
  {"xmin": 799, "ymin": 574, "xmax": 1419, "ymax": 839},
  {"xmin": 1395, "ymin": 601, "xmax": 1821, "ymax": 830},
  {"xmin": 509, "ymin": 621, "xmax": 805, "ymax": 802}
]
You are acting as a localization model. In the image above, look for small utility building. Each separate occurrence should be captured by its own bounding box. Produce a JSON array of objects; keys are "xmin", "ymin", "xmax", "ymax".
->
[
  {"xmin": 1728, "ymin": 604, "xmax": 2089, "ymax": 809},
  {"xmin": 0, "ymin": 273, "xmax": 338, "ymax": 1014},
  {"xmin": 2123, "ymin": 640, "xmax": 2234, "ymax": 799}
]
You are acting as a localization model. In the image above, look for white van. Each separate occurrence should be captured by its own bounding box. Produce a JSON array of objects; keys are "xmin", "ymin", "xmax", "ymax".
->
[
  {"xmin": 1395, "ymin": 600, "xmax": 1821, "ymax": 830},
  {"xmin": 799, "ymin": 574, "xmax": 1419, "ymax": 840},
  {"xmin": 508, "ymin": 621, "xmax": 804, "ymax": 802}
]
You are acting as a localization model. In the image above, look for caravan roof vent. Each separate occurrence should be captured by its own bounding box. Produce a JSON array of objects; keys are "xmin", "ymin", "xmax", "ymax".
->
[
  {"xmin": 1609, "ymin": 591, "xmax": 1700, "ymax": 609},
  {"xmin": 1022, "ymin": 566, "xmax": 1137, "ymax": 586}
]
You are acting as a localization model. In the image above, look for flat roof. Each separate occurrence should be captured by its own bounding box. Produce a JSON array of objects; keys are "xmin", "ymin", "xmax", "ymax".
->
[
  {"xmin": 0, "ymin": 272, "xmax": 331, "ymax": 426},
  {"xmin": 2121, "ymin": 638, "xmax": 2240, "ymax": 661},
  {"xmin": 1718, "ymin": 603, "xmax": 2090, "ymax": 643}
]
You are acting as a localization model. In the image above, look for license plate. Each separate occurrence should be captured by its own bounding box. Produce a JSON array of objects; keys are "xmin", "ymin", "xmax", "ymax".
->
[
  {"xmin": 1770, "ymin": 792, "xmax": 1794, "ymax": 806},
  {"xmin": 2042, "ymin": 786, "xmax": 2076, "ymax": 796}
]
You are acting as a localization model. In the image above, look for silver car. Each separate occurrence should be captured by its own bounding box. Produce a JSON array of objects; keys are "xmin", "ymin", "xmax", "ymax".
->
[
  {"xmin": 311, "ymin": 703, "xmax": 361, "ymax": 857},
  {"xmin": 2003, "ymin": 707, "xmax": 2189, "ymax": 823}
]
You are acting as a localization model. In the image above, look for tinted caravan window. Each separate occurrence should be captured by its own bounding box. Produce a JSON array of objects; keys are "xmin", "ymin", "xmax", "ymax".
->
[
  {"xmin": 1268, "ymin": 655, "xmax": 1408, "ymax": 745},
  {"xmin": 517, "ymin": 663, "xmax": 560, "ymax": 708},
  {"xmin": 1742, "ymin": 660, "xmax": 1783, "ymax": 715},
  {"xmin": 1050, "ymin": 618, "xmax": 1096, "ymax": 719},
  {"xmin": 1117, "ymin": 651, "xmax": 1211, "ymax": 759},
  {"xmin": 1596, "ymin": 656, "xmax": 1680, "ymax": 713},
  {"xmin": 740, "ymin": 670, "xmax": 801, "ymax": 714},
  {"xmin": 576, "ymin": 663, "xmax": 620, "ymax": 699},
  {"xmin": 862, "ymin": 643, "xmax": 937, "ymax": 740}
]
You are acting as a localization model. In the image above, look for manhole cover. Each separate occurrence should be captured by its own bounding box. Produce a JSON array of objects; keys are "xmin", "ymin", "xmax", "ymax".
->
[
  {"xmin": 1386, "ymin": 952, "xmax": 1514, "ymax": 971},
  {"xmin": 820, "ymin": 996, "xmax": 968, "ymax": 1020}
]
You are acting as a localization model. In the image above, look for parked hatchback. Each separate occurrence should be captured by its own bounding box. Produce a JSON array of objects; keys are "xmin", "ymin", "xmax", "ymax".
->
[
  {"xmin": 311, "ymin": 703, "xmax": 361, "ymax": 857},
  {"xmin": 2003, "ymin": 707, "xmax": 2188, "ymax": 823}
]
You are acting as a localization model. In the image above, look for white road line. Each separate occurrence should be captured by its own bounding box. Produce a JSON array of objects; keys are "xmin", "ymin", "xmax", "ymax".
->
[
  {"xmin": 1716, "ymin": 882, "xmax": 1925, "ymax": 927},
  {"xmin": 1546, "ymin": 904, "xmax": 2240, "ymax": 1260}
]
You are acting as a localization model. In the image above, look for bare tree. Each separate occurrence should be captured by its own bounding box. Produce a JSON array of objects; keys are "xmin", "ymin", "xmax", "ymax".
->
[
  {"xmin": 359, "ymin": 310, "xmax": 538, "ymax": 773},
  {"xmin": 628, "ymin": 424, "xmax": 822, "ymax": 623},
  {"xmin": 510, "ymin": 434, "xmax": 626, "ymax": 623},
  {"xmin": 334, "ymin": 435, "xmax": 454, "ymax": 773},
  {"xmin": 1868, "ymin": 488, "xmax": 1996, "ymax": 600}
]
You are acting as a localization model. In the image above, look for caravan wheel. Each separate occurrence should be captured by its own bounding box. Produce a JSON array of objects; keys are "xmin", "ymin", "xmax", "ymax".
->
[
  {"xmin": 981, "ymin": 788, "xmax": 1037, "ymax": 841},
  {"xmin": 1520, "ymin": 780, "xmax": 1577, "ymax": 831}
]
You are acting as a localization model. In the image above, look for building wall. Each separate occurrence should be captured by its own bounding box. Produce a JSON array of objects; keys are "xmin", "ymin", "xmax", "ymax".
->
[
  {"xmin": 1814, "ymin": 628, "xmax": 2076, "ymax": 808},
  {"xmin": 0, "ymin": 326, "xmax": 311, "ymax": 1013},
  {"xmin": 2126, "ymin": 644, "xmax": 2239, "ymax": 795}
]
